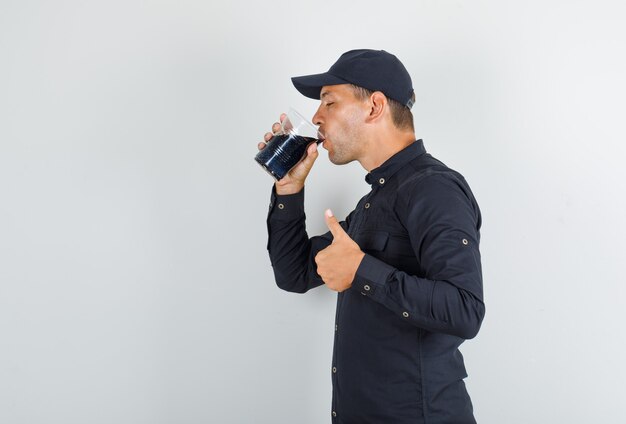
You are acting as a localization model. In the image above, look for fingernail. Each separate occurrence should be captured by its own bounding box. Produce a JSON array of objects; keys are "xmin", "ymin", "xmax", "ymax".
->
[{"xmin": 325, "ymin": 209, "xmax": 334, "ymax": 218}]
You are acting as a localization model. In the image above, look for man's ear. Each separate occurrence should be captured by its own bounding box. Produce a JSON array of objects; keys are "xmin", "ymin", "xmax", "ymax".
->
[{"xmin": 365, "ymin": 91, "xmax": 387, "ymax": 123}]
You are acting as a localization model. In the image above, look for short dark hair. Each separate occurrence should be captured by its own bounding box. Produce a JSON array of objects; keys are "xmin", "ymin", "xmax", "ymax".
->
[{"xmin": 350, "ymin": 85, "xmax": 415, "ymax": 131}]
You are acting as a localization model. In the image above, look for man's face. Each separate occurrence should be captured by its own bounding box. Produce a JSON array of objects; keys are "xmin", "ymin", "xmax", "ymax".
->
[{"xmin": 312, "ymin": 84, "xmax": 368, "ymax": 165}]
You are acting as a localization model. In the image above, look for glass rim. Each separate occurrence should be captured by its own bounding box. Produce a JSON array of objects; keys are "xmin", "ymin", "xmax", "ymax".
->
[{"xmin": 286, "ymin": 107, "xmax": 324, "ymax": 139}]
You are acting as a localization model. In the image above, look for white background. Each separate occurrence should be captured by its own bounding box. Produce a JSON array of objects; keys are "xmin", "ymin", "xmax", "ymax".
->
[{"xmin": 1, "ymin": 1, "xmax": 625, "ymax": 423}]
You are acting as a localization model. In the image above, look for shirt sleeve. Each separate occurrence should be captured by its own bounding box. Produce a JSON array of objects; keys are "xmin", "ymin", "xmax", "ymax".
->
[
  {"xmin": 351, "ymin": 174, "xmax": 485, "ymax": 339},
  {"xmin": 267, "ymin": 186, "xmax": 350, "ymax": 294}
]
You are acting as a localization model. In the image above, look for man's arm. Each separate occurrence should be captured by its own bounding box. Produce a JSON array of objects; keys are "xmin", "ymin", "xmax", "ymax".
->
[
  {"xmin": 267, "ymin": 187, "xmax": 353, "ymax": 293},
  {"xmin": 352, "ymin": 174, "xmax": 485, "ymax": 339},
  {"xmin": 261, "ymin": 115, "xmax": 329, "ymax": 293},
  {"xmin": 316, "ymin": 174, "xmax": 484, "ymax": 339}
]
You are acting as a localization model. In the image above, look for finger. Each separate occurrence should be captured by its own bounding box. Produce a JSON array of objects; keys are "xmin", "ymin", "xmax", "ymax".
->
[
  {"xmin": 325, "ymin": 209, "xmax": 346, "ymax": 239},
  {"xmin": 305, "ymin": 141, "xmax": 318, "ymax": 159},
  {"xmin": 296, "ymin": 142, "xmax": 319, "ymax": 170},
  {"xmin": 258, "ymin": 141, "xmax": 266, "ymax": 150},
  {"xmin": 264, "ymin": 132, "xmax": 273, "ymax": 142},
  {"xmin": 271, "ymin": 122, "xmax": 281, "ymax": 135},
  {"xmin": 279, "ymin": 113, "xmax": 287, "ymax": 123}
]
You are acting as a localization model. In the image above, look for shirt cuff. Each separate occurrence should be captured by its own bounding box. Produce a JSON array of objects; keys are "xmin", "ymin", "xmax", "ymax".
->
[
  {"xmin": 268, "ymin": 186, "xmax": 305, "ymax": 220},
  {"xmin": 351, "ymin": 253, "xmax": 395, "ymax": 301}
]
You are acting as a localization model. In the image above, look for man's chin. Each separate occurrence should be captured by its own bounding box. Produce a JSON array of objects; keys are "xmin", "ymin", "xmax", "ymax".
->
[{"xmin": 328, "ymin": 154, "xmax": 352, "ymax": 166}]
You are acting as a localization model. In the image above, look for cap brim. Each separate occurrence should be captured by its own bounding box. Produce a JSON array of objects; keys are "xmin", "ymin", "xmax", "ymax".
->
[{"xmin": 291, "ymin": 73, "xmax": 350, "ymax": 100}]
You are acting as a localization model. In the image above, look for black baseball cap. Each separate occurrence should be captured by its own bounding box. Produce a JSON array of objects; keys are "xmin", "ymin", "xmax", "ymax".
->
[{"xmin": 291, "ymin": 49, "xmax": 415, "ymax": 109}]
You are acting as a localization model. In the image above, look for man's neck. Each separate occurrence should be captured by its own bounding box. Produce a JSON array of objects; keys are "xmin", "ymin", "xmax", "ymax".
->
[{"xmin": 359, "ymin": 131, "xmax": 416, "ymax": 172}]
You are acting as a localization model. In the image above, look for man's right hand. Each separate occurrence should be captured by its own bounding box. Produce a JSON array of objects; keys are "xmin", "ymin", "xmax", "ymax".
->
[{"xmin": 258, "ymin": 113, "xmax": 319, "ymax": 195}]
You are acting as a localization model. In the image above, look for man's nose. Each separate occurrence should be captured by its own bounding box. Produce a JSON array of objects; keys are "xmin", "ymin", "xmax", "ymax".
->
[{"xmin": 312, "ymin": 107, "xmax": 323, "ymax": 126}]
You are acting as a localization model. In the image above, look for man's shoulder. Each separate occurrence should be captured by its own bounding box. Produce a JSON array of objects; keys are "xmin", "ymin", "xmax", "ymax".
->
[
  {"xmin": 394, "ymin": 154, "xmax": 479, "ymax": 212},
  {"xmin": 397, "ymin": 153, "xmax": 467, "ymax": 189}
]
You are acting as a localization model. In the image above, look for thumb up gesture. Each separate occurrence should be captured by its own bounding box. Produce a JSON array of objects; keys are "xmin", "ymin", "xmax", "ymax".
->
[{"xmin": 315, "ymin": 209, "xmax": 365, "ymax": 292}]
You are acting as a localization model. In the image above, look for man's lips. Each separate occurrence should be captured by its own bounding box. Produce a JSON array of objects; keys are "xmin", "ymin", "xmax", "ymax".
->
[{"xmin": 318, "ymin": 131, "xmax": 327, "ymax": 147}]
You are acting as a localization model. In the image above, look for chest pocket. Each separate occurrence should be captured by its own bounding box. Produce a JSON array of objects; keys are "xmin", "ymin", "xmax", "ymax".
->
[
  {"xmin": 355, "ymin": 230, "xmax": 420, "ymax": 274},
  {"xmin": 354, "ymin": 230, "xmax": 389, "ymax": 253},
  {"xmin": 356, "ymin": 230, "xmax": 414, "ymax": 253}
]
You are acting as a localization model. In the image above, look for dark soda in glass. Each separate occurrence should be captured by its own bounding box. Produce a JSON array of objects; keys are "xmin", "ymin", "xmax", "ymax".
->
[{"xmin": 255, "ymin": 133, "xmax": 320, "ymax": 181}]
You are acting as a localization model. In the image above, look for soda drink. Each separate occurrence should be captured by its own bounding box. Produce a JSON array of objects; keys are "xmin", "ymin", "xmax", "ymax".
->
[{"xmin": 255, "ymin": 133, "xmax": 320, "ymax": 181}]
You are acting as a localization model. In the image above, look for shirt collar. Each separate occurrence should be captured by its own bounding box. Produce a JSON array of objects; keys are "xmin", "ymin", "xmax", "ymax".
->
[{"xmin": 365, "ymin": 139, "xmax": 426, "ymax": 186}]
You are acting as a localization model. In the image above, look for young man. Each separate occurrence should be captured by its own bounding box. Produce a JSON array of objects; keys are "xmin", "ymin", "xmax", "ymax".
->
[{"xmin": 260, "ymin": 49, "xmax": 485, "ymax": 424}]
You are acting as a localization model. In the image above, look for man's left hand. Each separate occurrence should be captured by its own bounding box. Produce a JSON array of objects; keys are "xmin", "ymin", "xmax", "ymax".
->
[{"xmin": 315, "ymin": 209, "xmax": 365, "ymax": 292}]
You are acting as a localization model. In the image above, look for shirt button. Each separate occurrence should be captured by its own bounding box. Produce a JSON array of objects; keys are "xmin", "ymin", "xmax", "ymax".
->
[
  {"xmin": 379, "ymin": 178, "xmax": 385, "ymax": 185},
  {"xmin": 335, "ymin": 324, "xmax": 338, "ymax": 332},
  {"xmin": 278, "ymin": 203, "xmax": 284, "ymax": 210},
  {"xmin": 364, "ymin": 202, "xmax": 370, "ymax": 209},
  {"xmin": 462, "ymin": 238, "xmax": 469, "ymax": 245},
  {"xmin": 364, "ymin": 284, "xmax": 370, "ymax": 291},
  {"xmin": 402, "ymin": 311, "xmax": 409, "ymax": 318},
  {"xmin": 332, "ymin": 366, "xmax": 337, "ymax": 373},
  {"xmin": 332, "ymin": 411, "xmax": 337, "ymax": 417}
]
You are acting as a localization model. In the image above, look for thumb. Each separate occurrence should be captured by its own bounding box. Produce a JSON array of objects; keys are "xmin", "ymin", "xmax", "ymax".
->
[{"xmin": 325, "ymin": 209, "xmax": 346, "ymax": 240}]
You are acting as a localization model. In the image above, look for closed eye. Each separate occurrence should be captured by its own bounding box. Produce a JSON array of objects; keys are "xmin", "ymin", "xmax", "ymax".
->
[{"xmin": 326, "ymin": 102, "xmax": 334, "ymax": 107}]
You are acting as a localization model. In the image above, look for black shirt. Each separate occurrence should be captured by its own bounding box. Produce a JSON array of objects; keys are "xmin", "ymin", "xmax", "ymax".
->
[{"xmin": 266, "ymin": 140, "xmax": 484, "ymax": 424}]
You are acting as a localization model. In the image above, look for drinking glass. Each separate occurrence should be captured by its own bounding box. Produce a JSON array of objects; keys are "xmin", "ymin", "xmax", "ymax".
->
[{"xmin": 255, "ymin": 108, "xmax": 323, "ymax": 181}]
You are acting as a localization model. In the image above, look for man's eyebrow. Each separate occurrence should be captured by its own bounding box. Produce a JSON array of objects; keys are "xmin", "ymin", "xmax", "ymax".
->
[{"xmin": 321, "ymin": 91, "xmax": 332, "ymax": 98}]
